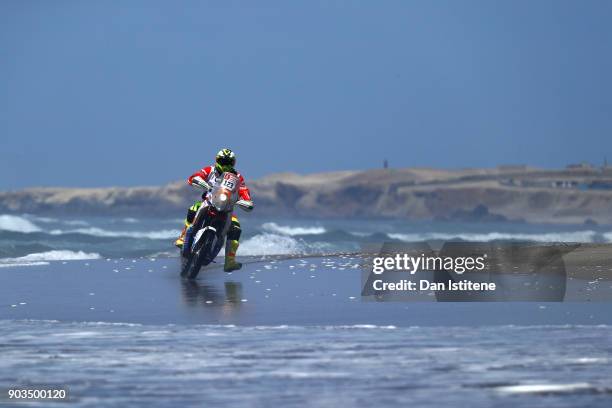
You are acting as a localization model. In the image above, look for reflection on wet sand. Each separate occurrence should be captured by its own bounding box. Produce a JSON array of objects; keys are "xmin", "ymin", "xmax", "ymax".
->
[
  {"xmin": 1, "ymin": 256, "xmax": 610, "ymax": 326},
  {"xmin": 180, "ymin": 279, "xmax": 244, "ymax": 315}
]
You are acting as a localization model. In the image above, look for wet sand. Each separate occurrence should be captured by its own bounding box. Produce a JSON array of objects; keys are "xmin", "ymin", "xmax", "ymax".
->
[{"xmin": 1, "ymin": 255, "xmax": 611, "ymax": 326}]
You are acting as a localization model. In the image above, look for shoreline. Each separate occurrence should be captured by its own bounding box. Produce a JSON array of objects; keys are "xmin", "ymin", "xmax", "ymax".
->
[{"xmin": 1, "ymin": 257, "xmax": 611, "ymax": 327}]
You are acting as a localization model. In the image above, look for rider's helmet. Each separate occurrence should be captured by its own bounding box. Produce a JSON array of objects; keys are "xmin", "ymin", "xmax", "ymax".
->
[{"xmin": 215, "ymin": 148, "xmax": 236, "ymax": 174}]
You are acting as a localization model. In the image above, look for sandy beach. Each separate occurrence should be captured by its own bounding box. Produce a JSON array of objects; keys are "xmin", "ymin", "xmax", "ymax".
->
[{"xmin": 2, "ymin": 256, "xmax": 611, "ymax": 326}]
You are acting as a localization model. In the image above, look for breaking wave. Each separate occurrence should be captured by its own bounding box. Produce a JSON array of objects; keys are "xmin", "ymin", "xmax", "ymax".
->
[
  {"xmin": 2, "ymin": 250, "xmax": 102, "ymax": 262},
  {"xmin": 0, "ymin": 250, "xmax": 102, "ymax": 267},
  {"xmin": 0, "ymin": 215, "xmax": 176, "ymax": 240},
  {"xmin": 49, "ymin": 227, "xmax": 179, "ymax": 240},
  {"xmin": 240, "ymin": 233, "xmax": 337, "ymax": 256},
  {"xmin": 25, "ymin": 215, "xmax": 89, "ymax": 226},
  {"xmin": 2, "ymin": 214, "xmax": 611, "ymax": 261},
  {"xmin": 261, "ymin": 222, "xmax": 326, "ymax": 236},
  {"xmin": 240, "ymin": 233, "xmax": 306, "ymax": 256},
  {"xmin": 0, "ymin": 215, "xmax": 41, "ymax": 233}
]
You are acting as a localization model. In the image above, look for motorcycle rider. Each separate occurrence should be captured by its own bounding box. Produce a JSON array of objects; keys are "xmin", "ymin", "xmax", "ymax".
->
[{"xmin": 175, "ymin": 148, "xmax": 253, "ymax": 272}]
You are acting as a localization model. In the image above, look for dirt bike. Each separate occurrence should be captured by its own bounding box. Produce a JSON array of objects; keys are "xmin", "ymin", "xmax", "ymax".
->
[{"xmin": 180, "ymin": 172, "xmax": 253, "ymax": 279}]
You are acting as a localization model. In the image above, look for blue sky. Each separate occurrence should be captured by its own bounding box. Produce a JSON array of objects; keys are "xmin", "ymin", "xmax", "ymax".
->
[{"xmin": 1, "ymin": 0, "xmax": 611, "ymax": 189}]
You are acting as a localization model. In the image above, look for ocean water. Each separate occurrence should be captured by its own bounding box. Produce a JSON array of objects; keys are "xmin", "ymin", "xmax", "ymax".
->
[
  {"xmin": 1, "ymin": 213, "xmax": 611, "ymax": 264},
  {"xmin": 1, "ymin": 321, "xmax": 611, "ymax": 407}
]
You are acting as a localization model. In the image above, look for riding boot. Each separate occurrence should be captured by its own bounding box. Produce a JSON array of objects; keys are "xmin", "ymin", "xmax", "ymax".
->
[
  {"xmin": 224, "ymin": 240, "xmax": 242, "ymax": 272},
  {"xmin": 175, "ymin": 224, "xmax": 188, "ymax": 248}
]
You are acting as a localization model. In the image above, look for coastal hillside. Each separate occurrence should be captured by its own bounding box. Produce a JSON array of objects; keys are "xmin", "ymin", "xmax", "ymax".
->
[{"xmin": 2, "ymin": 167, "xmax": 612, "ymax": 224}]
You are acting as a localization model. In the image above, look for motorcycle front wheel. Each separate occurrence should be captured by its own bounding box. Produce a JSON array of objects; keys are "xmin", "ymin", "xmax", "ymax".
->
[{"xmin": 182, "ymin": 229, "xmax": 216, "ymax": 280}]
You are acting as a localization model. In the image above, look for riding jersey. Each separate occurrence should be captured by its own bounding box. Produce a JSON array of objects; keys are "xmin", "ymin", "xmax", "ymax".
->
[{"xmin": 187, "ymin": 166, "xmax": 252, "ymax": 201}]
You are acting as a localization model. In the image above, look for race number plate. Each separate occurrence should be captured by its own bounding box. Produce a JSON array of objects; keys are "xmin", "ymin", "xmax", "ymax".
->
[{"xmin": 221, "ymin": 173, "xmax": 238, "ymax": 190}]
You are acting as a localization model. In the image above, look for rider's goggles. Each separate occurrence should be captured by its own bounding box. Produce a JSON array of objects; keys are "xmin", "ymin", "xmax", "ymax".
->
[{"xmin": 216, "ymin": 156, "xmax": 235, "ymax": 167}]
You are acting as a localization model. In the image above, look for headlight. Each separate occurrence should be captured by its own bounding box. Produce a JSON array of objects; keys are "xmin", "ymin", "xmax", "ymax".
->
[{"xmin": 219, "ymin": 193, "xmax": 227, "ymax": 202}]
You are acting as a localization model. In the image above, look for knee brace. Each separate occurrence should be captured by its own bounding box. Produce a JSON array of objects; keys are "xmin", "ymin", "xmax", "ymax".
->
[
  {"xmin": 227, "ymin": 220, "xmax": 242, "ymax": 241},
  {"xmin": 186, "ymin": 209, "xmax": 197, "ymax": 224}
]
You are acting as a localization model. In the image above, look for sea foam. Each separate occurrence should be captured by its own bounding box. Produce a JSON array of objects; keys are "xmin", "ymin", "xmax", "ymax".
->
[
  {"xmin": 1, "ymin": 250, "xmax": 102, "ymax": 263},
  {"xmin": 261, "ymin": 222, "xmax": 326, "ymax": 236},
  {"xmin": 49, "ymin": 227, "xmax": 179, "ymax": 240},
  {"xmin": 0, "ymin": 214, "xmax": 41, "ymax": 233},
  {"xmin": 240, "ymin": 233, "xmax": 305, "ymax": 255}
]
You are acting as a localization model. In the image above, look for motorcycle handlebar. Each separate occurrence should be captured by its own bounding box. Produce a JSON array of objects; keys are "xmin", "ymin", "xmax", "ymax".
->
[
  {"xmin": 192, "ymin": 178, "xmax": 253, "ymax": 212},
  {"xmin": 236, "ymin": 200, "xmax": 254, "ymax": 212},
  {"xmin": 191, "ymin": 178, "xmax": 211, "ymax": 191}
]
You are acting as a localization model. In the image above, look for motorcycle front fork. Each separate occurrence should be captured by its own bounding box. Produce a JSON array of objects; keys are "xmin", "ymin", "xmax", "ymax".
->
[
  {"xmin": 182, "ymin": 226, "xmax": 194, "ymax": 257},
  {"xmin": 183, "ymin": 207, "xmax": 205, "ymax": 257}
]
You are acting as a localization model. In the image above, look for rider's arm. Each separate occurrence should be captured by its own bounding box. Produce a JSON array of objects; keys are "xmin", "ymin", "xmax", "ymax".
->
[
  {"xmin": 237, "ymin": 174, "xmax": 252, "ymax": 202},
  {"xmin": 187, "ymin": 166, "xmax": 213, "ymax": 185}
]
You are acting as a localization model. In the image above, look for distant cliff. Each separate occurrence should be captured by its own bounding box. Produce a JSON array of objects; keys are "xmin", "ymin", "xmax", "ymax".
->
[{"xmin": 2, "ymin": 167, "xmax": 612, "ymax": 224}]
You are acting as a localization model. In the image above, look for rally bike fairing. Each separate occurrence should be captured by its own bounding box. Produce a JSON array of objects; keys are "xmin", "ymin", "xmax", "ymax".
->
[{"xmin": 180, "ymin": 172, "xmax": 252, "ymax": 279}]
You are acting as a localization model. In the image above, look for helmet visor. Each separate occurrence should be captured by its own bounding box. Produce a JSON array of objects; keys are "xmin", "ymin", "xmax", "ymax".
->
[{"xmin": 217, "ymin": 156, "xmax": 235, "ymax": 167}]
